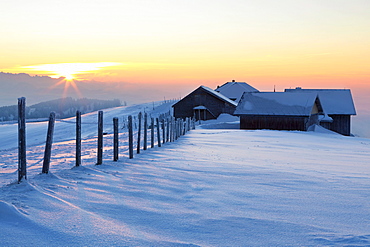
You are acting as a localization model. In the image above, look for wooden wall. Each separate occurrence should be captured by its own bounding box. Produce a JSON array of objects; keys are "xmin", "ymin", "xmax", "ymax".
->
[
  {"xmin": 240, "ymin": 115, "xmax": 308, "ymax": 131},
  {"xmin": 328, "ymin": 115, "xmax": 351, "ymax": 136},
  {"xmin": 173, "ymin": 87, "xmax": 236, "ymax": 120}
]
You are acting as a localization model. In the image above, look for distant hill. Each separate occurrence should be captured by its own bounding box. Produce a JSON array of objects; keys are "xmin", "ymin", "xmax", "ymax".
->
[{"xmin": 0, "ymin": 97, "xmax": 122, "ymax": 121}]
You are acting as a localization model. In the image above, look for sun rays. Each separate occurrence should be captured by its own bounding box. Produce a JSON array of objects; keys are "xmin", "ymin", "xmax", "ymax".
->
[{"xmin": 15, "ymin": 62, "xmax": 122, "ymax": 98}]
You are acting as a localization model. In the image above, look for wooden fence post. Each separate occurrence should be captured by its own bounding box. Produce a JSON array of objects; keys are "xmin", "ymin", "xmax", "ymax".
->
[
  {"xmin": 183, "ymin": 118, "xmax": 188, "ymax": 135},
  {"xmin": 143, "ymin": 113, "xmax": 148, "ymax": 150},
  {"xmin": 156, "ymin": 118, "xmax": 161, "ymax": 147},
  {"xmin": 137, "ymin": 112, "xmax": 142, "ymax": 154},
  {"xmin": 166, "ymin": 117, "xmax": 170, "ymax": 142},
  {"xmin": 174, "ymin": 119, "xmax": 177, "ymax": 141},
  {"xmin": 96, "ymin": 111, "xmax": 103, "ymax": 165},
  {"xmin": 162, "ymin": 118, "xmax": 165, "ymax": 144},
  {"xmin": 169, "ymin": 117, "xmax": 173, "ymax": 142},
  {"xmin": 42, "ymin": 112, "xmax": 56, "ymax": 174},
  {"xmin": 76, "ymin": 111, "xmax": 81, "ymax": 167},
  {"xmin": 18, "ymin": 97, "xmax": 26, "ymax": 182},
  {"xmin": 128, "ymin": 115, "xmax": 134, "ymax": 158},
  {"xmin": 177, "ymin": 119, "xmax": 180, "ymax": 139},
  {"xmin": 151, "ymin": 117, "xmax": 154, "ymax": 148},
  {"xmin": 113, "ymin": 117, "xmax": 119, "ymax": 161},
  {"xmin": 183, "ymin": 118, "xmax": 186, "ymax": 135}
]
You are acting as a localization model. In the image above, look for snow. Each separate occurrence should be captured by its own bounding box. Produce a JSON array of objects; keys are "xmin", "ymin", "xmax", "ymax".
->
[
  {"xmin": 199, "ymin": 86, "xmax": 238, "ymax": 107},
  {"xmin": 285, "ymin": 88, "xmax": 356, "ymax": 115},
  {"xmin": 1, "ymin": 102, "xmax": 370, "ymax": 246},
  {"xmin": 235, "ymin": 92, "xmax": 318, "ymax": 116},
  {"xmin": 215, "ymin": 81, "xmax": 259, "ymax": 102}
]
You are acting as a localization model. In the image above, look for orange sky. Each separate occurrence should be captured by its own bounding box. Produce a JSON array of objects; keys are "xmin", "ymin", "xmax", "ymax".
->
[{"xmin": 1, "ymin": 0, "xmax": 370, "ymax": 114}]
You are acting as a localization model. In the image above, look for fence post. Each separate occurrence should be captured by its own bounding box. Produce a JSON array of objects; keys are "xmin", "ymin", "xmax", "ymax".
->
[
  {"xmin": 96, "ymin": 111, "xmax": 103, "ymax": 165},
  {"xmin": 162, "ymin": 118, "xmax": 165, "ymax": 144},
  {"xmin": 184, "ymin": 118, "xmax": 188, "ymax": 135},
  {"xmin": 42, "ymin": 112, "xmax": 56, "ymax": 174},
  {"xmin": 156, "ymin": 118, "xmax": 161, "ymax": 147},
  {"xmin": 151, "ymin": 117, "xmax": 154, "ymax": 148},
  {"xmin": 174, "ymin": 119, "xmax": 177, "ymax": 141},
  {"xmin": 128, "ymin": 115, "xmax": 134, "ymax": 158},
  {"xmin": 169, "ymin": 117, "xmax": 173, "ymax": 142},
  {"xmin": 113, "ymin": 117, "xmax": 119, "ymax": 161},
  {"xmin": 76, "ymin": 111, "xmax": 81, "ymax": 167},
  {"xmin": 137, "ymin": 112, "xmax": 142, "ymax": 154},
  {"xmin": 183, "ymin": 118, "xmax": 186, "ymax": 135},
  {"xmin": 143, "ymin": 113, "xmax": 148, "ymax": 150},
  {"xmin": 176, "ymin": 119, "xmax": 180, "ymax": 139},
  {"xmin": 18, "ymin": 97, "xmax": 26, "ymax": 183},
  {"xmin": 166, "ymin": 117, "xmax": 170, "ymax": 142}
]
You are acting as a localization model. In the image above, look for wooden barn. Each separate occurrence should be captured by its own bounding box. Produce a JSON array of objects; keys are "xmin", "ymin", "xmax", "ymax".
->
[
  {"xmin": 215, "ymin": 80, "xmax": 259, "ymax": 102},
  {"xmin": 234, "ymin": 92, "xmax": 327, "ymax": 132},
  {"xmin": 285, "ymin": 88, "xmax": 356, "ymax": 136},
  {"xmin": 173, "ymin": 86, "xmax": 237, "ymax": 121}
]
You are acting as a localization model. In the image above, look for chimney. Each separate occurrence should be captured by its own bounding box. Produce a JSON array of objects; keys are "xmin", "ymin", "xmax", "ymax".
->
[{"xmin": 232, "ymin": 80, "xmax": 235, "ymax": 82}]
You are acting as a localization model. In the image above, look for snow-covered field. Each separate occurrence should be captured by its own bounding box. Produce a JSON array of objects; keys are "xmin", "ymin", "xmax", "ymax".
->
[{"xmin": 1, "ymin": 102, "xmax": 370, "ymax": 246}]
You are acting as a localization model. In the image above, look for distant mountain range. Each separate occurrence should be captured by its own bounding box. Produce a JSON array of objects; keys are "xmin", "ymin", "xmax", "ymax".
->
[{"xmin": 0, "ymin": 97, "xmax": 122, "ymax": 121}]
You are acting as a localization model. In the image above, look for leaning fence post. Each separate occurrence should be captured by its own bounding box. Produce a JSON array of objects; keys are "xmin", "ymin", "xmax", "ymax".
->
[
  {"xmin": 156, "ymin": 118, "xmax": 161, "ymax": 147},
  {"xmin": 143, "ymin": 113, "xmax": 148, "ymax": 150},
  {"xmin": 96, "ymin": 111, "xmax": 103, "ymax": 165},
  {"xmin": 183, "ymin": 118, "xmax": 186, "ymax": 135},
  {"xmin": 18, "ymin": 97, "xmax": 27, "ymax": 183},
  {"xmin": 76, "ymin": 111, "xmax": 81, "ymax": 167},
  {"xmin": 151, "ymin": 117, "xmax": 154, "ymax": 148},
  {"xmin": 42, "ymin": 112, "xmax": 56, "ymax": 174},
  {"xmin": 137, "ymin": 112, "xmax": 142, "ymax": 154},
  {"xmin": 113, "ymin": 117, "xmax": 119, "ymax": 161},
  {"xmin": 128, "ymin": 115, "xmax": 134, "ymax": 158}
]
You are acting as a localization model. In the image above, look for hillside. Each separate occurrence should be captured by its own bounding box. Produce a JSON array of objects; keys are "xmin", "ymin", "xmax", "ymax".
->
[
  {"xmin": 0, "ymin": 102, "xmax": 369, "ymax": 246},
  {"xmin": 0, "ymin": 97, "xmax": 122, "ymax": 121}
]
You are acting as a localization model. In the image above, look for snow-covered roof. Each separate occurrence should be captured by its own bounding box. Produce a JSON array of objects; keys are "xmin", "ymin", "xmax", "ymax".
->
[
  {"xmin": 200, "ymin": 86, "xmax": 238, "ymax": 106},
  {"xmin": 285, "ymin": 88, "xmax": 356, "ymax": 115},
  {"xmin": 234, "ymin": 92, "xmax": 319, "ymax": 116},
  {"xmin": 193, "ymin": 105, "xmax": 207, "ymax": 110},
  {"xmin": 215, "ymin": 81, "xmax": 259, "ymax": 102}
]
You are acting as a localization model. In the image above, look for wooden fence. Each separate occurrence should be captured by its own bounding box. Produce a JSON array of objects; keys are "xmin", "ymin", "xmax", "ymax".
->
[{"xmin": 15, "ymin": 98, "xmax": 195, "ymax": 183}]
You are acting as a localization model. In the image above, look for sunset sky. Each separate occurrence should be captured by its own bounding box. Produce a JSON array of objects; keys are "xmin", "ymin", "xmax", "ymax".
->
[{"xmin": 1, "ymin": 0, "xmax": 369, "ymax": 113}]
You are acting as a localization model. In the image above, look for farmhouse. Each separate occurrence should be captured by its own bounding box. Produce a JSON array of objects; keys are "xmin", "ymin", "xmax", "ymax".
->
[
  {"xmin": 215, "ymin": 80, "xmax": 259, "ymax": 102},
  {"xmin": 285, "ymin": 88, "xmax": 356, "ymax": 136},
  {"xmin": 234, "ymin": 92, "xmax": 328, "ymax": 132},
  {"xmin": 173, "ymin": 86, "xmax": 237, "ymax": 121}
]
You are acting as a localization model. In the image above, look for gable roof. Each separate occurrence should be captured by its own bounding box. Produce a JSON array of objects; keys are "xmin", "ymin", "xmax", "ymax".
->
[
  {"xmin": 173, "ymin": 85, "xmax": 238, "ymax": 107},
  {"xmin": 284, "ymin": 88, "xmax": 356, "ymax": 115},
  {"xmin": 200, "ymin": 86, "xmax": 238, "ymax": 106},
  {"xmin": 215, "ymin": 81, "xmax": 259, "ymax": 102},
  {"xmin": 234, "ymin": 92, "xmax": 319, "ymax": 116}
]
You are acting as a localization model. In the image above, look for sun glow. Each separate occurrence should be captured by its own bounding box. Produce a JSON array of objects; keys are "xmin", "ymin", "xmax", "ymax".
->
[{"xmin": 19, "ymin": 62, "xmax": 122, "ymax": 80}]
